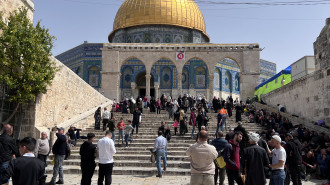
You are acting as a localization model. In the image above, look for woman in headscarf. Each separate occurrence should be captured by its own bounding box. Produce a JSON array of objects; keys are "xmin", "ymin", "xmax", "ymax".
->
[
  {"xmin": 179, "ymin": 110, "xmax": 187, "ymax": 136},
  {"xmin": 94, "ymin": 107, "xmax": 101, "ymax": 130}
]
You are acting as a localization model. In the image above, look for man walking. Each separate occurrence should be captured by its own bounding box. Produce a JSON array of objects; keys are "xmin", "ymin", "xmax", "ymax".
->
[
  {"xmin": 0, "ymin": 124, "xmax": 19, "ymax": 184},
  {"xmin": 48, "ymin": 127, "xmax": 67, "ymax": 185},
  {"xmin": 210, "ymin": 131, "xmax": 228, "ymax": 185},
  {"xmin": 223, "ymin": 131, "xmax": 244, "ymax": 185},
  {"xmin": 153, "ymin": 130, "xmax": 168, "ymax": 178},
  {"xmin": 186, "ymin": 130, "xmax": 218, "ymax": 185},
  {"xmin": 80, "ymin": 133, "xmax": 97, "ymax": 185},
  {"xmin": 132, "ymin": 107, "xmax": 141, "ymax": 137},
  {"xmin": 97, "ymin": 131, "xmax": 116, "ymax": 185},
  {"xmin": 284, "ymin": 133, "xmax": 302, "ymax": 185},
  {"xmin": 102, "ymin": 107, "xmax": 110, "ymax": 131},
  {"xmin": 267, "ymin": 135, "xmax": 287, "ymax": 185},
  {"xmin": 241, "ymin": 132, "xmax": 270, "ymax": 185},
  {"xmin": 1, "ymin": 137, "xmax": 46, "ymax": 185}
]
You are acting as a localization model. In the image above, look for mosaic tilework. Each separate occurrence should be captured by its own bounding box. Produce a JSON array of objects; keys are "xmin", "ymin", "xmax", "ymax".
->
[{"xmin": 111, "ymin": 25, "xmax": 206, "ymax": 43}]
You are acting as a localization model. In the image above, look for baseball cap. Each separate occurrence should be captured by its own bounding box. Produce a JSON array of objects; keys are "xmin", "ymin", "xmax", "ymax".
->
[
  {"xmin": 272, "ymin": 135, "xmax": 281, "ymax": 143},
  {"xmin": 57, "ymin": 127, "xmax": 64, "ymax": 131}
]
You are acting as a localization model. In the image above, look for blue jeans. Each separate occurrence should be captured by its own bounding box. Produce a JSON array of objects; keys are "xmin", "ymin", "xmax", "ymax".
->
[
  {"xmin": 118, "ymin": 130, "xmax": 124, "ymax": 143},
  {"xmin": 221, "ymin": 118, "xmax": 227, "ymax": 131},
  {"xmin": 156, "ymin": 150, "xmax": 167, "ymax": 175},
  {"xmin": 125, "ymin": 134, "xmax": 131, "ymax": 147},
  {"xmin": 0, "ymin": 161, "xmax": 10, "ymax": 184},
  {"xmin": 216, "ymin": 123, "xmax": 220, "ymax": 135},
  {"xmin": 111, "ymin": 131, "xmax": 116, "ymax": 142},
  {"xmin": 269, "ymin": 170, "xmax": 286, "ymax": 185},
  {"xmin": 51, "ymin": 155, "xmax": 65, "ymax": 182},
  {"xmin": 191, "ymin": 126, "xmax": 195, "ymax": 138}
]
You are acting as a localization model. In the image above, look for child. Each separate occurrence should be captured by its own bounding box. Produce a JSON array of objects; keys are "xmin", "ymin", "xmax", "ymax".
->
[
  {"xmin": 172, "ymin": 118, "xmax": 180, "ymax": 135},
  {"xmin": 117, "ymin": 118, "xmax": 125, "ymax": 144},
  {"xmin": 124, "ymin": 120, "xmax": 134, "ymax": 148}
]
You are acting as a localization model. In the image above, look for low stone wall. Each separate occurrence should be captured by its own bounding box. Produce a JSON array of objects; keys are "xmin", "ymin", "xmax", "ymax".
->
[
  {"xmin": 261, "ymin": 69, "xmax": 330, "ymax": 127},
  {"xmin": 15, "ymin": 57, "xmax": 111, "ymax": 139},
  {"xmin": 253, "ymin": 102, "xmax": 329, "ymax": 134}
]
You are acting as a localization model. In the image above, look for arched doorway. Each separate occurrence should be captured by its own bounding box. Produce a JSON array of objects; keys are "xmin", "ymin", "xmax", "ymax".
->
[{"xmin": 136, "ymin": 71, "xmax": 155, "ymax": 97}]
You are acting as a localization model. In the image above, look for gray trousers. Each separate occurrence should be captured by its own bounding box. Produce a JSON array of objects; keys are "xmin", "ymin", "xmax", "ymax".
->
[
  {"xmin": 191, "ymin": 174, "xmax": 214, "ymax": 185},
  {"xmin": 51, "ymin": 154, "xmax": 65, "ymax": 182}
]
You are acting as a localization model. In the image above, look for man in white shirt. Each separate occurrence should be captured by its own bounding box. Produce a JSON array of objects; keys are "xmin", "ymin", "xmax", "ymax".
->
[
  {"xmin": 153, "ymin": 131, "xmax": 168, "ymax": 178},
  {"xmin": 97, "ymin": 131, "xmax": 116, "ymax": 185},
  {"xmin": 267, "ymin": 135, "xmax": 287, "ymax": 185},
  {"xmin": 102, "ymin": 108, "xmax": 110, "ymax": 131}
]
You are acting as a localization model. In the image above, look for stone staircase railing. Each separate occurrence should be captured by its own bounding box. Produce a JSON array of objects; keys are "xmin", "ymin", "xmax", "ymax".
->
[{"xmin": 252, "ymin": 102, "xmax": 329, "ymax": 134}]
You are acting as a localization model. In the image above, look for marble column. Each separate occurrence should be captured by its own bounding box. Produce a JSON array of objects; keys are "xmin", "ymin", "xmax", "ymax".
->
[
  {"xmin": 154, "ymin": 83, "xmax": 159, "ymax": 99},
  {"xmin": 177, "ymin": 73, "xmax": 183, "ymax": 97},
  {"xmin": 145, "ymin": 73, "xmax": 151, "ymax": 98},
  {"xmin": 131, "ymin": 82, "xmax": 136, "ymax": 98},
  {"xmin": 208, "ymin": 74, "xmax": 214, "ymax": 101}
]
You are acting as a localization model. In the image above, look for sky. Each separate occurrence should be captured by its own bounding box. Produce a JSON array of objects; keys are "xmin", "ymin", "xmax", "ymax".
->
[{"xmin": 32, "ymin": 0, "xmax": 330, "ymax": 72}]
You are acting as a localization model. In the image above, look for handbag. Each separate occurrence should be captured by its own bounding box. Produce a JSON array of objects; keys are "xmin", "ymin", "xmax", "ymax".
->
[{"xmin": 214, "ymin": 156, "xmax": 226, "ymax": 168}]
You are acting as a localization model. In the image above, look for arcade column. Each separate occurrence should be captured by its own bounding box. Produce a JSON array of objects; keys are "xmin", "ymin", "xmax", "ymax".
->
[
  {"xmin": 177, "ymin": 73, "xmax": 183, "ymax": 97},
  {"xmin": 145, "ymin": 73, "xmax": 151, "ymax": 99}
]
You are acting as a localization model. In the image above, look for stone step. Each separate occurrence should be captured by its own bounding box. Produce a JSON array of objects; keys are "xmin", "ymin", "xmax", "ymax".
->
[
  {"xmin": 47, "ymin": 159, "xmax": 190, "ymax": 168},
  {"xmin": 50, "ymin": 154, "xmax": 191, "ymax": 161},
  {"xmin": 69, "ymin": 149, "xmax": 187, "ymax": 156},
  {"xmin": 46, "ymin": 165, "xmax": 190, "ymax": 176}
]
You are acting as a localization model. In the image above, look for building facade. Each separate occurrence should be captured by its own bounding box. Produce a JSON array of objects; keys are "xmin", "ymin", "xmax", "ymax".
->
[{"xmin": 56, "ymin": 0, "xmax": 276, "ymax": 101}]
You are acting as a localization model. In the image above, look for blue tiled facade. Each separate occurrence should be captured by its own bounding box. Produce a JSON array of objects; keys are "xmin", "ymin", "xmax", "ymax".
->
[
  {"xmin": 57, "ymin": 42, "xmax": 276, "ymax": 97},
  {"xmin": 55, "ymin": 42, "xmax": 103, "ymax": 90},
  {"xmin": 260, "ymin": 59, "xmax": 277, "ymax": 83}
]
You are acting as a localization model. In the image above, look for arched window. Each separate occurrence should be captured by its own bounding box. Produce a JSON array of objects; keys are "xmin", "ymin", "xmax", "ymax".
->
[{"xmin": 88, "ymin": 66, "xmax": 100, "ymax": 87}]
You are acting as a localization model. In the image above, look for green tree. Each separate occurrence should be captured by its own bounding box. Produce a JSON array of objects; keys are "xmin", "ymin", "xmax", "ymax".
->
[{"xmin": 0, "ymin": 8, "xmax": 57, "ymax": 123}]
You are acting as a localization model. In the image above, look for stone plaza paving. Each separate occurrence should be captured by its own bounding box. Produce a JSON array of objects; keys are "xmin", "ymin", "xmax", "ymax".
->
[{"xmin": 43, "ymin": 175, "xmax": 324, "ymax": 185}]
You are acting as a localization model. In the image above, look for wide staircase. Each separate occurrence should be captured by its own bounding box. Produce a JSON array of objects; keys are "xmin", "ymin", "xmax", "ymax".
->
[{"xmin": 46, "ymin": 109, "xmax": 263, "ymax": 176}]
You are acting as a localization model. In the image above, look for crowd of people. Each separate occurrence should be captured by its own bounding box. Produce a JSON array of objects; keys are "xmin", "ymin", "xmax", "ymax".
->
[{"xmin": 0, "ymin": 94, "xmax": 329, "ymax": 185}]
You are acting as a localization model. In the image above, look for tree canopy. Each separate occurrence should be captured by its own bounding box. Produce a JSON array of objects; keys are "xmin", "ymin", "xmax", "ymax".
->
[{"xmin": 0, "ymin": 8, "xmax": 57, "ymax": 122}]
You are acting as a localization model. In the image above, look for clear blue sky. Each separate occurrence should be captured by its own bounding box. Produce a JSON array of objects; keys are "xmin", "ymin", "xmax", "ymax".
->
[{"xmin": 33, "ymin": 0, "xmax": 330, "ymax": 72}]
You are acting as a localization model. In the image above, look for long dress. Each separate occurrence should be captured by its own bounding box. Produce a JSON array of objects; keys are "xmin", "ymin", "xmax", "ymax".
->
[{"xmin": 94, "ymin": 109, "xmax": 101, "ymax": 130}]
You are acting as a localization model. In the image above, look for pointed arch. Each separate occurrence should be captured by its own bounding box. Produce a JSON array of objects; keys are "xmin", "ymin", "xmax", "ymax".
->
[
  {"xmin": 151, "ymin": 58, "xmax": 177, "ymax": 89},
  {"xmin": 183, "ymin": 58, "xmax": 209, "ymax": 89},
  {"xmin": 88, "ymin": 66, "xmax": 100, "ymax": 88}
]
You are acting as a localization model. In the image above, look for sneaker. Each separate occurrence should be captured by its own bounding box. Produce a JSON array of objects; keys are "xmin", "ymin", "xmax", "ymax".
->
[
  {"xmin": 46, "ymin": 181, "xmax": 55, "ymax": 185},
  {"xmin": 125, "ymin": 146, "xmax": 128, "ymax": 148},
  {"xmin": 163, "ymin": 166, "xmax": 166, "ymax": 171},
  {"xmin": 156, "ymin": 174, "xmax": 162, "ymax": 178},
  {"xmin": 55, "ymin": 180, "xmax": 64, "ymax": 184}
]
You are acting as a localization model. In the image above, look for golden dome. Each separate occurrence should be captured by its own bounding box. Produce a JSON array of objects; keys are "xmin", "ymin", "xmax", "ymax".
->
[{"xmin": 109, "ymin": 0, "xmax": 209, "ymax": 42}]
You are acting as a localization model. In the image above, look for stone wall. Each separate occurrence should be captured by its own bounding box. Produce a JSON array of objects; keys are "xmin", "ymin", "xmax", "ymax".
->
[
  {"xmin": 0, "ymin": 0, "xmax": 34, "ymax": 21},
  {"xmin": 263, "ymin": 18, "xmax": 330, "ymax": 125},
  {"xmin": 17, "ymin": 57, "xmax": 111, "ymax": 139}
]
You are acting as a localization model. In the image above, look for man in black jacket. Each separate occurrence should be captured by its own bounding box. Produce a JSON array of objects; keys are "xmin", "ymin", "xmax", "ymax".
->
[
  {"xmin": 47, "ymin": 127, "xmax": 67, "ymax": 185},
  {"xmin": 241, "ymin": 132, "xmax": 269, "ymax": 185},
  {"xmin": 1, "ymin": 137, "xmax": 46, "ymax": 185},
  {"xmin": 132, "ymin": 107, "xmax": 141, "ymax": 137},
  {"xmin": 80, "ymin": 133, "xmax": 96, "ymax": 185},
  {"xmin": 284, "ymin": 132, "xmax": 302, "ymax": 185},
  {"xmin": 0, "ymin": 124, "xmax": 19, "ymax": 185}
]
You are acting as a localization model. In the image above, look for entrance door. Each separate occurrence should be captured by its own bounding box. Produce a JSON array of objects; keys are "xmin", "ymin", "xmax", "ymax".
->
[
  {"xmin": 139, "ymin": 88, "xmax": 146, "ymax": 97},
  {"xmin": 150, "ymin": 89, "xmax": 155, "ymax": 98}
]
